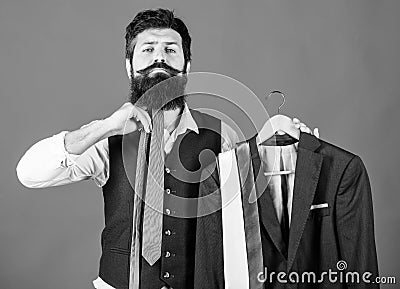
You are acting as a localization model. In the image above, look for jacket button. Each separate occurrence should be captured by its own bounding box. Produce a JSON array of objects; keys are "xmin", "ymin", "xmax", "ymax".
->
[
  {"xmin": 165, "ymin": 251, "xmax": 171, "ymax": 258},
  {"xmin": 164, "ymin": 229, "xmax": 171, "ymax": 236},
  {"xmin": 165, "ymin": 209, "xmax": 171, "ymax": 215},
  {"xmin": 165, "ymin": 167, "xmax": 171, "ymax": 173},
  {"xmin": 165, "ymin": 188, "xmax": 171, "ymax": 194},
  {"xmin": 163, "ymin": 272, "xmax": 170, "ymax": 278}
]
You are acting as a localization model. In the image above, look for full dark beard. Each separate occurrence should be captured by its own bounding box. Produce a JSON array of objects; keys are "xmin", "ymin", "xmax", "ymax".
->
[{"xmin": 129, "ymin": 73, "xmax": 187, "ymax": 111}]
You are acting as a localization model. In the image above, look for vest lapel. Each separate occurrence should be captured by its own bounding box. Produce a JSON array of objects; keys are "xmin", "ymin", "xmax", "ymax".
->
[
  {"xmin": 164, "ymin": 131, "xmax": 185, "ymax": 167},
  {"xmin": 287, "ymin": 133, "xmax": 323, "ymax": 272}
]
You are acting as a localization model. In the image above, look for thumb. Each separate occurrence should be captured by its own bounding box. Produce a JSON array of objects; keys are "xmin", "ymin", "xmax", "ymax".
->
[{"xmin": 313, "ymin": 128, "xmax": 320, "ymax": 139}]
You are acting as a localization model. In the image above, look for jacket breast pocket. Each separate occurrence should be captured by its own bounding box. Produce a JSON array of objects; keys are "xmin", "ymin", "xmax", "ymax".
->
[{"xmin": 309, "ymin": 206, "xmax": 330, "ymax": 218}]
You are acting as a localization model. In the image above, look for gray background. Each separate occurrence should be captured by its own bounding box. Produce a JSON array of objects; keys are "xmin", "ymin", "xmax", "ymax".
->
[{"xmin": 1, "ymin": 0, "xmax": 399, "ymax": 288}]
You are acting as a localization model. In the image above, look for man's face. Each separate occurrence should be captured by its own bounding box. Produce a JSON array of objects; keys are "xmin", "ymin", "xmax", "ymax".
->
[
  {"xmin": 128, "ymin": 28, "xmax": 189, "ymax": 111},
  {"xmin": 130, "ymin": 28, "xmax": 186, "ymax": 78}
]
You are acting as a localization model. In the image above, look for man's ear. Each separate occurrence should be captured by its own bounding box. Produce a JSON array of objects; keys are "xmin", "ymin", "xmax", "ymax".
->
[
  {"xmin": 126, "ymin": 58, "xmax": 132, "ymax": 79},
  {"xmin": 185, "ymin": 61, "xmax": 191, "ymax": 74}
]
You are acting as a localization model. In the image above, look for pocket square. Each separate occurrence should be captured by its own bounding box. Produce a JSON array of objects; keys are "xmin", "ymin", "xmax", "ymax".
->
[{"xmin": 310, "ymin": 203, "xmax": 329, "ymax": 210}]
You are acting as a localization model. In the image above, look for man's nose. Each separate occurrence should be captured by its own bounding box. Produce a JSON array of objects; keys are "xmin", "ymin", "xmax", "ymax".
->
[{"xmin": 153, "ymin": 49, "xmax": 166, "ymax": 63}]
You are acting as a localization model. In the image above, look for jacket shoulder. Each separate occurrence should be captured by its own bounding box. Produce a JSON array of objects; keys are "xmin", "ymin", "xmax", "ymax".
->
[{"xmin": 317, "ymin": 138, "xmax": 358, "ymax": 163}]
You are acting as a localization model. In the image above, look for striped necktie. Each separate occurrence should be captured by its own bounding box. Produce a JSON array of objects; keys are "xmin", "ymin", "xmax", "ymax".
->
[{"xmin": 142, "ymin": 110, "xmax": 164, "ymax": 265}]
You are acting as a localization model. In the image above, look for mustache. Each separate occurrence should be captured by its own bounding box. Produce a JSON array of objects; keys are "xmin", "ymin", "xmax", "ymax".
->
[{"xmin": 135, "ymin": 62, "xmax": 182, "ymax": 76}]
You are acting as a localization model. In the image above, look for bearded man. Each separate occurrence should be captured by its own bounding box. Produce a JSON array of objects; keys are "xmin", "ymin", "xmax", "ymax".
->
[{"xmin": 16, "ymin": 8, "xmax": 316, "ymax": 289}]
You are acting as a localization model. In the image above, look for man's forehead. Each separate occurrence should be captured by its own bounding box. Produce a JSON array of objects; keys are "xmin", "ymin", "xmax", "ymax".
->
[{"xmin": 136, "ymin": 28, "xmax": 182, "ymax": 46}]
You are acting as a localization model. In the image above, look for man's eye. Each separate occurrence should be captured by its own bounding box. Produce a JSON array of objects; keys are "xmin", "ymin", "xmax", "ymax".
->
[
  {"xmin": 143, "ymin": 47, "xmax": 154, "ymax": 53},
  {"xmin": 165, "ymin": 48, "xmax": 176, "ymax": 53}
]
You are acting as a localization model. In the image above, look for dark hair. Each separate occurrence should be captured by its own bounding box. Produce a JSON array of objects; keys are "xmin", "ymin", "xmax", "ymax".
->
[{"xmin": 125, "ymin": 8, "xmax": 192, "ymax": 68}]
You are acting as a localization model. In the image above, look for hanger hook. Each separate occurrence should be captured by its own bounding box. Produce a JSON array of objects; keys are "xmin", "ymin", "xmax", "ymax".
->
[{"xmin": 266, "ymin": 90, "xmax": 286, "ymax": 114}]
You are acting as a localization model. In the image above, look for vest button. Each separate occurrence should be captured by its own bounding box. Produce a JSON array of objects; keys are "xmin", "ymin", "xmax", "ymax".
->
[
  {"xmin": 165, "ymin": 167, "xmax": 171, "ymax": 173},
  {"xmin": 164, "ymin": 229, "xmax": 171, "ymax": 236},
  {"xmin": 163, "ymin": 272, "xmax": 170, "ymax": 278},
  {"xmin": 165, "ymin": 209, "xmax": 171, "ymax": 215},
  {"xmin": 165, "ymin": 188, "xmax": 171, "ymax": 194},
  {"xmin": 165, "ymin": 251, "xmax": 171, "ymax": 258}
]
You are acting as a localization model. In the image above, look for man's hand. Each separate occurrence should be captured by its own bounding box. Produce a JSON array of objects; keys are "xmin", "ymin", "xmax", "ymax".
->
[
  {"xmin": 64, "ymin": 103, "xmax": 152, "ymax": 155},
  {"xmin": 292, "ymin": 118, "xmax": 320, "ymax": 138},
  {"xmin": 107, "ymin": 102, "xmax": 152, "ymax": 135}
]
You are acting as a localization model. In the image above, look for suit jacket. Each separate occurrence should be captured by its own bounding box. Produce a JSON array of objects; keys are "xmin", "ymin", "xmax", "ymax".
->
[{"xmin": 194, "ymin": 133, "xmax": 379, "ymax": 289}]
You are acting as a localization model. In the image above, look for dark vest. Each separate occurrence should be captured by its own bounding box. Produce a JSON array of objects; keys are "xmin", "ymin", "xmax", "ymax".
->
[{"xmin": 99, "ymin": 110, "xmax": 221, "ymax": 289}]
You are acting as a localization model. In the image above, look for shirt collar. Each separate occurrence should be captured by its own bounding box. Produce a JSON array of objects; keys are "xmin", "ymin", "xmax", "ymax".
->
[{"xmin": 173, "ymin": 103, "xmax": 199, "ymax": 135}]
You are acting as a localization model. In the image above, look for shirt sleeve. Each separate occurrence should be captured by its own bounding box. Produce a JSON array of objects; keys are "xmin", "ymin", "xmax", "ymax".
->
[
  {"xmin": 16, "ymin": 130, "xmax": 109, "ymax": 188},
  {"xmin": 221, "ymin": 121, "xmax": 240, "ymax": 152}
]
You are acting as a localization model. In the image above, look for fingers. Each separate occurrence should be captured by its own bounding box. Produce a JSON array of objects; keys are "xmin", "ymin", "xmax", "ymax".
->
[
  {"xmin": 313, "ymin": 128, "xmax": 320, "ymax": 138},
  {"xmin": 293, "ymin": 118, "xmax": 309, "ymax": 132},
  {"xmin": 142, "ymin": 109, "xmax": 152, "ymax": 130},
  {"xmin": 292, "ymin": 118, "xmax": 300, "ymax": 125},
  {"xmin": 132, "ymin": 107, "xmax": 152, "ymax": 133},
  {"xmin": 292, "ymin": 117, "xmax": 319, "ymax": 137},
  {"xmin": 293, "ymin": 118, "xmax": 311, "ymax": 133},
  {"xmin": 299, "ymin": 124, "xmax": 311, "ymax": 134}
]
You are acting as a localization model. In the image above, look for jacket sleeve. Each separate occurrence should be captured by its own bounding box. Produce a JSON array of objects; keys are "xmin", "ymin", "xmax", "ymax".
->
[
  {"xmin": 194, "ymin": 164, "xmax": 225, "ymax": 289},
  {"xmin": 335, "ymin": 155, "xmax": 379, "ymax": 288}
]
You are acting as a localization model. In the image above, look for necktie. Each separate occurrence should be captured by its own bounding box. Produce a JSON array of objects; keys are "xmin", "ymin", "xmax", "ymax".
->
[
  {"xmin": 280, "ymin": 155, "xmax": 290, "ymax": 249},
  {"xmin": 236, "ymin": 145, "xmax": 264, "ymax": 289},
  {"xmin": 129, "ymin": 130, "xmax": 149, "ymax": 289},
  {"xmin": 142, "ymin": 110, "xmax": 164, "ymax": 265}
]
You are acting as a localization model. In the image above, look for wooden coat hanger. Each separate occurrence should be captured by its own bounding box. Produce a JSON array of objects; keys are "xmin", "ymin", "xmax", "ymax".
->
[
  {"xmin": 257, "ymin": 90, "xmax": 300, "ymax": 146},
  {"xmin": 257, "ymin": 91, "xmax": 299, "ymax": 176}
]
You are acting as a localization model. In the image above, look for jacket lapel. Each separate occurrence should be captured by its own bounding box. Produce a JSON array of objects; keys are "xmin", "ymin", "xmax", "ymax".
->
[
  {"xmin": 287, "ymin": 133, "xmax": 323, "ymax": 272},
  {"xmin": 249, "ymin": 137, "xmax": 287, "ymax": 259}
]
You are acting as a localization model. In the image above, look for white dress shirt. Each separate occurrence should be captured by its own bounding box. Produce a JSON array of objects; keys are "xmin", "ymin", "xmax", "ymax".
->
[
  {"xmin": 258, "ymin": 144, "xmax": 298, "ymax": 226},
  {"xmin": 16, "ymin": 104, "xmax": 239, "ymax": 289}
]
